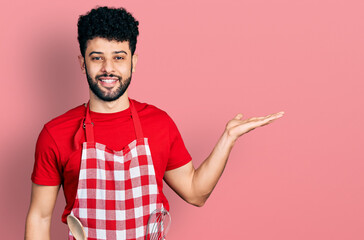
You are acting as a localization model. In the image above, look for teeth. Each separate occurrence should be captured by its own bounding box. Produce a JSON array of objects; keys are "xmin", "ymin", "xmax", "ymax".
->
[{"xmin": 100, "ymin": 79, "xmax": 117, "ymax": 83}]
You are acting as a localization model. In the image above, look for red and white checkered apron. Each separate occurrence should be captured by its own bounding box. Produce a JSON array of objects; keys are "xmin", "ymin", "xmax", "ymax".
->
[{"xmin": 69, "ymin": 99, "xmax": 163, "ymax": 240}]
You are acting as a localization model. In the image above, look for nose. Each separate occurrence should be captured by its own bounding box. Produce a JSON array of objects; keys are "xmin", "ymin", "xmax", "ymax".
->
[{"xmin": 101, "ymin": 59, "xmax": 114, "ymax": 73}]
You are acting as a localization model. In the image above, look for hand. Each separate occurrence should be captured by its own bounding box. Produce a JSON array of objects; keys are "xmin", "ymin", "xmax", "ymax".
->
[{"xmin": 226, "ymin": 111, "xmax": 285, "ymax": 141}]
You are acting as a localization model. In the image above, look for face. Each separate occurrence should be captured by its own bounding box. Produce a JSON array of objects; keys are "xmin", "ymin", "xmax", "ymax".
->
[{"xmin": 78, "ymin": 37, "xmax": 138, "ymax": 102}]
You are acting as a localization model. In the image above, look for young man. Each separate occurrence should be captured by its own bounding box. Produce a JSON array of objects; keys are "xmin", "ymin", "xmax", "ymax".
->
[{"xmin": 25, "ymin": 6, "xmax": 284, "ymax": 240}]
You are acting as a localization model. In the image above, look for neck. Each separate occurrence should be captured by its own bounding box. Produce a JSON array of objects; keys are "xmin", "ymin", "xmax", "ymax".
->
[{"xmin": 89, "ymin": 90, "xmax": 130, "ymax": 113}]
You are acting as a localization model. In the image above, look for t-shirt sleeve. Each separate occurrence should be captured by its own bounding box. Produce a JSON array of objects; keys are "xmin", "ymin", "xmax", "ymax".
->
[
  {"xmin": 165, "ymin": 116, "xmax": 192, "ymax": 171},
  {"xmin": 31, "ymin": 126, "xmax": 62, "ymax": 185}
]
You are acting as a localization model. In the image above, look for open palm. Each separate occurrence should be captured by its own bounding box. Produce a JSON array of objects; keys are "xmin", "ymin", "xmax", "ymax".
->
[{"xmin": 226, "ymin": 111, "xmax": 284, "ymax": 140}]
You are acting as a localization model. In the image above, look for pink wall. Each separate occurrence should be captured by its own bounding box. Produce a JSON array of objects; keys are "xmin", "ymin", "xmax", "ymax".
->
[{"xmin": 1, "ymin": 0, "xmax": 364, "ymax": 239}]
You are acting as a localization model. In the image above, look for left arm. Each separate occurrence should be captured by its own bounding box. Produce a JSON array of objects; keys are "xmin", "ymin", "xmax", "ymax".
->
[{"xmin": 164, "ymin": 111, "xmax": 284, "ymax": 207}]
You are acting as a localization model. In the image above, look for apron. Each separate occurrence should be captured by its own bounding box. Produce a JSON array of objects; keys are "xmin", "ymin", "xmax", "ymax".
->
[{"xmin": 69, "ymin": 99, "xmax": 163, "ymax": 240}]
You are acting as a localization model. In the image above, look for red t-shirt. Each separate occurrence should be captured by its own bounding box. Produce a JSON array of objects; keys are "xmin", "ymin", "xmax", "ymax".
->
[{"xmin": 31, "ymin": 99, "xmax": 191, "ymax": 223}]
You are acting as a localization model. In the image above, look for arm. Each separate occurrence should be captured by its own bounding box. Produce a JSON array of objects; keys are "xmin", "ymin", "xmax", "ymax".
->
[
  {"xmin": 25, "ymin": 183, "xmax": 60, "ymax": 240},
  {"xmin": 164, "ymin": 111, "xmax": 284, "ymax": 207}
]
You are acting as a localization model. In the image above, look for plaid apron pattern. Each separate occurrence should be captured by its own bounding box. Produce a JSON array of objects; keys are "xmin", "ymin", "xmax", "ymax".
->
[{"xmin": 69, "ymin": 99, "xmax": 163, "ymax": 240}]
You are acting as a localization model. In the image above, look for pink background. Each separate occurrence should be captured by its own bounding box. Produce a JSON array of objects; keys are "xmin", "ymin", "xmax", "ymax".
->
[{"xmin": 1, "ymin": 0, "xmax": 364, "ymax": 239}]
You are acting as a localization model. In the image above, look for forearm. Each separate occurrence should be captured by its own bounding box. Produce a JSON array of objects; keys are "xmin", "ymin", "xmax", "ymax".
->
[
  {"xmin": 191, "ymin": 130, "xmax": 236, "ymax": 205},
  {"xmin": 25, "ymin": 183, "xmax": 59, "ymax": 240},
  {"xmin": 25, "ymin": 212, "xmax": 52, "ymax": 240},
  {"xmin": 165, "ymin": 111, "xmax": 283, "ymax": 207}
]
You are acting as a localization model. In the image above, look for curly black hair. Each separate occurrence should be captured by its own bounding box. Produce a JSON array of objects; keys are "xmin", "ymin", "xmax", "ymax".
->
[{"xmin": 77, "ymin": 6, "xmax": 139, "ymax": 57}]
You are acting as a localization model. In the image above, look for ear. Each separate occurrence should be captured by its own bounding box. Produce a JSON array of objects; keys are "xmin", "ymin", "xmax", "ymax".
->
[
  {"xmin": 78, "ymin": 55, "xmax": 86, "ymax": 74},
  {"xmin": 132, "ymin": 54, "xmax": 138, "ymax": 73}
]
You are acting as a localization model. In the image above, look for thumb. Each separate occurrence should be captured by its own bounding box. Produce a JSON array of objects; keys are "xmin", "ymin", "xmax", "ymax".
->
[{"xmin": 234, "ymin": 113, "xmax": 243, "ymax": 120}]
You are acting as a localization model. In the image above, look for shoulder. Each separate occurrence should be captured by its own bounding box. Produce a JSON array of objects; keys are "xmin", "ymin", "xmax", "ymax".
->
[
  {"xmin": 132, "ymin": 99, "xmax": 182, "ymax": 140},
  {"xmin": 43, "ymin": 104, "xmax": 86, "ymax": 135},
  {"xmin": 132, "ymin": 99, "xmax": 172, "ymax": 123}
]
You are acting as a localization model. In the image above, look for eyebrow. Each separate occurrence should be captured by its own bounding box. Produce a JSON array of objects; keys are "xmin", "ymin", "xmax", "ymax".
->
[
  {"xmin": 114, "ymin": 51, "xmax": 128, "ymax": 55},
  {"xmin": 88, "ymin": 50, "xmax": 128, "ymax": 56}
]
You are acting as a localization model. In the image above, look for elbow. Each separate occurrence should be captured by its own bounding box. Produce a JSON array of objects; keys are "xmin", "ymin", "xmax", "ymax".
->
[
  {"xmin": 192, "ymin": 201, "xmax": 206, "ymax": 208},
  {"xmin": 186, "ymin": 194, "xmax": 210, "ymax": 207}
]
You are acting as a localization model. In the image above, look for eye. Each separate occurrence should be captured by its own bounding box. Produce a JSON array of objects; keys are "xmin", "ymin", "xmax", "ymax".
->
[
  {"xmin": 91, "ymin": 56, "xmax": 102, "ymax": 61},
  {"xmin": 115, "ymin": 56, "xmax": 124, "ymax": 60}
]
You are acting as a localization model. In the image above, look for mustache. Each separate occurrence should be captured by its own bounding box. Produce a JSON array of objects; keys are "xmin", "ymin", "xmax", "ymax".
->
[{"xmin": 96, "ymin": 74, "xmax": 121, "ymax": 80}]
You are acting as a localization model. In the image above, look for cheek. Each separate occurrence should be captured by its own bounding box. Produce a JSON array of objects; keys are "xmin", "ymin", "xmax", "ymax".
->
[
  {"xmin": 117, "ymin": 64, "xmax": 132, "ymax": 75},
  {"xmin": 86, "ymin": 64, "xmax": 102, "ymax": 76}
]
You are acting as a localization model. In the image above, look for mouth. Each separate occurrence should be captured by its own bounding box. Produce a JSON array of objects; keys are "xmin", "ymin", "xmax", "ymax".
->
[{"xmin": 97, "ymin": 76, "xmax": 120, "ymax": 88}]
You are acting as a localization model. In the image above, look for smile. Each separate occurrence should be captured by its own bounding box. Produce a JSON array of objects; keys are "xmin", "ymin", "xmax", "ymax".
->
[
  {"xmin": 100, "ymin": 79, "xmax": 118, "ymax": 83},
  {"xmin": 97, "ymin": 77, "xmax": 120, "ymax": 88}
]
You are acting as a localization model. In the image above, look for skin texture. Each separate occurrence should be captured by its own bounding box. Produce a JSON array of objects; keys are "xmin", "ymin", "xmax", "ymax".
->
[
  {"xmin": 25, "ymin": 184, "xmax": 60, "ymax": 240},
  {"xmin": 79, "ymin": 37, "xmax": 138, "ymax": 113},
  {"xmin": 164, "ymin": 111, "xmax": 284, "ymax": 207},
  {"xmin": 25, "ymin": 37, "xmax": 284, "ymax": 239}
]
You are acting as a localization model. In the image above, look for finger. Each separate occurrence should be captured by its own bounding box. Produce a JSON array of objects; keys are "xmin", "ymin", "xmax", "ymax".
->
[
  {"xmin": 258, "ymin": 115, "xmax": 281, "ymax": 126},
  {"xmin": 234, "ymin": 113, "xmax": 244, "ymax": 120},
  {"xmin": 232, "ymin": 111, "xmax": 284, "ymax": 136},
  {"xmin": 272, "ymin": 111, "xmax": 285, "ymax": 117},
  {"xmin": 250, "ymin": 111, "xmax": 284, "ymax": 122},
  {"xmin": 253, "ymin": 116, "xmax": 265, "ymax": 121},
  {"xmin": 247, "ymin": 113, "xmax": 283, "ymax": 128},
  {"xmin": 260, "ymin": 119, "xmax": 275, "ymax": 126},
  {"xmin": 263, "ymin": 111, "xmax": 284, "ymax": 121},
  {"xmin": 245, "ymin": 116, "xmax": 269, "ymax": 124},
  {"xmin": 245, "ymin": 119, "xmax": 271, "ymax": 130}
]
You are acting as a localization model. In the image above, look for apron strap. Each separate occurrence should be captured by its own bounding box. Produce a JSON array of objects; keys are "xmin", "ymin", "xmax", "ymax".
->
[
  {"xmin": 83, "ymin": 98, "xmax": 144, "ymax": 143},
  {"xmin": 129, "ymin": 98, "xmax": 144, "ymax": 139},
  {"xmin": 84, "ymin": 102, "xmax": 95, "ymax": 142}
]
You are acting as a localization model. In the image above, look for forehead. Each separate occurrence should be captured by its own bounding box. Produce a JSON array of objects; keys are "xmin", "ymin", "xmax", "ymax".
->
[{"xmin": 85, "ymin": 37, "xmax": 130, "ymax": 54}]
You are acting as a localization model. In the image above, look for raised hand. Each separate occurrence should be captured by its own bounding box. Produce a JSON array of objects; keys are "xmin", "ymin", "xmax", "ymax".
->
[
  {"xmin": 226, "ymin": 111, "xmax": 285, "ymax": 141},
  {"xmin": 163, "ymin": 110, "xmax": 285, "ymax": 208}
]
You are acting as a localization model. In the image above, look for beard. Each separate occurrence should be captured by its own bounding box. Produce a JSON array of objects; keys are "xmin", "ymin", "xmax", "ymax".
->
[{"xmin": 85, "ymin": 65, "xmax": 132, "ymax": 102}]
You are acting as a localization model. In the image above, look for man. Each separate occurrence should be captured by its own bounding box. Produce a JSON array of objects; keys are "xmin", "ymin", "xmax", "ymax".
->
[{"xmin": 25, "ymin": 6, "xmax": 284, "ymax": 240}]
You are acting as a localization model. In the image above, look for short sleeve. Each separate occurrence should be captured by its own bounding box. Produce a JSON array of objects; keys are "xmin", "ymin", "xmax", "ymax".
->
[
  {"xmin": 31, "ymin": 126, "xmax": 62, "ymax": 185},
  {"xmin": 166, "ymin": 116, "xmax": 192, "ymax": 171}
]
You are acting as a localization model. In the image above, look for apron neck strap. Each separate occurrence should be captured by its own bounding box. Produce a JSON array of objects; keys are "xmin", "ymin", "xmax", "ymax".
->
[
  {"xmin": 129, "ymin": 99, "xmax": 144, "ymax": 139},
  {"xmin": 84, "ymin": 98, "xmax": 144, "ymax": 142},
  {"xmin": 84, "ymin": 102, "xmax": 95, "ymax": 142}
]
